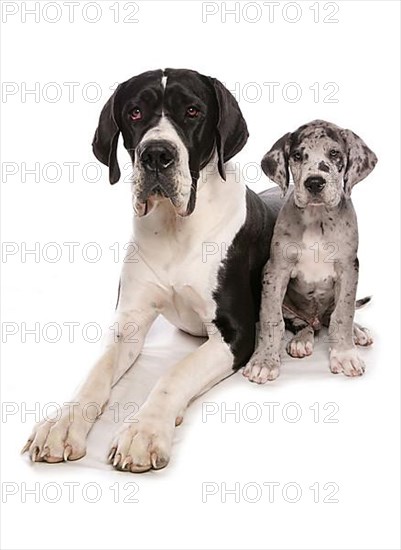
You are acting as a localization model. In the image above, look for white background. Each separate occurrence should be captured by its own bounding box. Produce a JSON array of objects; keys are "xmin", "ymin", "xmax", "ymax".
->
[{"xmin": 1, "ymin": 1, "xmax": 400, "ymax": 549}]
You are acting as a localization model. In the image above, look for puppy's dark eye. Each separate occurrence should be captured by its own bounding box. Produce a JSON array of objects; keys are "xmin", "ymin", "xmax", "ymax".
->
[
  {"xmin": 330, "ymin": 149, "xmax": 339, "ymax": 158},
  {"xmin": 186, "ymin": 106, "xmax": 200, "ymax": 118},
  {"xmin": 130, "ymin": 108, "xmax": 142, "ymax": 121},
  {"xmin": 292, "ymin": 151, "xmax": 302, "ymax": 161}
]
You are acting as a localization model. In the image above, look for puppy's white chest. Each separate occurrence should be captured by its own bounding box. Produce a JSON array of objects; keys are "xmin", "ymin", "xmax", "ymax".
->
[{"xmin": 292, "ymin": 230, "xmax": 336, "ymax": 283}]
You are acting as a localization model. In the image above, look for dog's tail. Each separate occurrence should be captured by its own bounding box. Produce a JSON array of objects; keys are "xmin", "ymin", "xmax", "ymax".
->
[{"xmin": 356, "ymin": 296, "xmax": 372, "ymax": 309}]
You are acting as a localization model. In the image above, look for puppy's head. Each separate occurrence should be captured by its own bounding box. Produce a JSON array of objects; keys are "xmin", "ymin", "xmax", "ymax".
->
[
  {"xmin": 261, "ymin": 120, "xmax": 377, "ymax": 208},
  {"xmin": 92, "ymin": 69, "xmax": 248, "ymax": 217}
]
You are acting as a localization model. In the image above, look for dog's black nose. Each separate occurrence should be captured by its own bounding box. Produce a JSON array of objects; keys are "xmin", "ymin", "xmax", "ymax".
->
[
  {"xmin": 140, "ymin": 141, "xmax": 176, "ymax": 172},
  {"xmin": 304, "ymin": 176, "xmax": 326, "ymax": 194}
]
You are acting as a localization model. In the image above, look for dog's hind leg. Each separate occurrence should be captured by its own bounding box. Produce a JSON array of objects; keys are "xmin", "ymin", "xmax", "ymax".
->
[
  {"xmin": 286, "ymin": 325, "xmax": 315, "ymax": 358},
  {"xmin": 353, "ymin": 322, "xmax": 373, "ymax": 346},
  {"xmin": 286, "ymin": 320, "xmax": 315, "ymax": 359},
  {"xmin": 283, "ymin": 310, "xmax": 315, "ymax": 358}
]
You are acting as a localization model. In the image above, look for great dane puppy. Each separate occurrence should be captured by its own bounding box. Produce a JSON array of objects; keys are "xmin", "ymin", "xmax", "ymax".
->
[
  {"xmin": 23, "ymin": 68, "xmax": 282, "ymax": 471},
  {"xmin": 244, "ymin": 120, "xmax": 377, "ymax": 384}
]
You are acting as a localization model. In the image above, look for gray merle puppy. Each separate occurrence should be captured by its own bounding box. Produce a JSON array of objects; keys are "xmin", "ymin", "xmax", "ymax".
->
[{"xmin": 244, "ymin": 120, "xmax": 377, "ymax": 384}]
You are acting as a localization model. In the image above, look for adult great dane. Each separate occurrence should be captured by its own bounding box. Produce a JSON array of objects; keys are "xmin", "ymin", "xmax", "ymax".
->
[{"xmin": 23, "ymin": 68, "xmax": 282, "ymax": 472}]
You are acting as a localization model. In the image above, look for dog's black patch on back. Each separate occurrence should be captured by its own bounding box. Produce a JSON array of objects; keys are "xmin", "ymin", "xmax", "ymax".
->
[{"xmin": 212, "ymin": 188, "xmax": 282, "ymax": 369}]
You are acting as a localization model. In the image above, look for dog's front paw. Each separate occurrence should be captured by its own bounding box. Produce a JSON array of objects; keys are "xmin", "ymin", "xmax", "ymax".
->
[
  {"xmin": 108, "ymin": 412, "xmax": 175, "ymax": 473},
  {"xmin": 22, "ymin": 407, "xmax": 88, "ymax": 463},
  {"xmin": 243, "ymin": 352, "xmax": 281, "ymax": 384},
  {"xmin": 329, "ymin": 348, "xmax": 365, "ymax": 377}
]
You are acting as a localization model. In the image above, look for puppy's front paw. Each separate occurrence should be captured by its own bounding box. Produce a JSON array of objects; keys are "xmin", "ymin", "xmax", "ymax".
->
[
  {"xmin": 243, "ymin": 352, "xmax": 281, "ymax": 384},
  {"xmin": 330, "ymin": 348, "xmax": 365, "ymax": 377}
]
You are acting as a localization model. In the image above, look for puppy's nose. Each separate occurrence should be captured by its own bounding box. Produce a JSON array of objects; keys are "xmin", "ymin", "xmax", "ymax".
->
[
  {"xmin": 304, "ymin": 176, "xmax": 326, "ymax": 194},
  {"xmin": 139, "ymin": 141, "xmax": 176, "ymax": 172}
]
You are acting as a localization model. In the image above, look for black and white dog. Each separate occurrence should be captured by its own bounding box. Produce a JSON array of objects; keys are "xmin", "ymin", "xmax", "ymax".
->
[{"xmin": 23, "ymin": 68, "xmax": 281, "ymax": 472}]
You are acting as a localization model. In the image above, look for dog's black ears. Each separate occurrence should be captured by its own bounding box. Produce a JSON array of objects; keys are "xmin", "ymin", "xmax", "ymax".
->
[
  {"xmin": 341, "ymin": 129, "xmax": 378, "ymax": 197},
  {"xmin": 92, "ymin": 85, "xmax": 122, "ymax": 185},
  {"xmin": 261, "ymin": 132, "xmax": 291, "ymax": 196},
  {"xmin": 209, "ymin": 78, "xmax": 249, "ymax": 180}
]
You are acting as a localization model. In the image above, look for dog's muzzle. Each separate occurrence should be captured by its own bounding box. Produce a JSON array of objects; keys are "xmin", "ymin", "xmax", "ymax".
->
[
  {"xmin": 304, "ymin": 176, "xmax": 326, "ymax": 195},
  {"xmin": 139, "ymin": 140, "xmax": 177, "ymax": 173},
  {"xmin": 137, "ymin": 140, "xmax": 180, "ymax": 201}
]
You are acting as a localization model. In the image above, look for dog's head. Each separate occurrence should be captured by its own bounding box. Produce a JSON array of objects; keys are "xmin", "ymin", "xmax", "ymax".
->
[
  {"xmin": 92, "ymin": 69, "xmax": 248, "ymax": 217},
  {"xmin": 261, "ymin": 120, "xmax": 377, "ymax": 208}
]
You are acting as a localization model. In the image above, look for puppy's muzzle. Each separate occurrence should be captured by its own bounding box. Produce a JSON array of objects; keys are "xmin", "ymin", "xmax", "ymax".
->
[
  {"xmin": 139, "ymin": 140, "xmax": 177, "ymax": 173},
  {"xmin": 304, "ymin": 176, "xmax": 326, "ymax": 195}
]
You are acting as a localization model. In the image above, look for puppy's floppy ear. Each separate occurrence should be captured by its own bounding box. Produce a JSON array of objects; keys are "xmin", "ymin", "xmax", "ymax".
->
[
  {"xmin": 209, "ymin": 78, "xmax": 249, "ymax": 180},
  {"xmin": 341, "ymin": 129, "xmax": 377, "ymax": 197},
  {"xmin": 261, "ymin": 132, "xmax": 291, "ymax": 196},
  {"xmin": 92, "ymin": 85, "xmax": 122, "ymax": 184}
]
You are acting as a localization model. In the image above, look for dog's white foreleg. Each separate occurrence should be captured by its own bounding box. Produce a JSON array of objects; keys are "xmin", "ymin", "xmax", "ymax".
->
[{"xmin": 23, "ymin": 278, "xmax": 162, "ymax": 463}]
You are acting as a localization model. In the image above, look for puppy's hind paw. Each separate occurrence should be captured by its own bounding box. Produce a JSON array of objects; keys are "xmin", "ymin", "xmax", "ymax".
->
[
  {"xmin": 353, "ymin": 323, "xmax": 373, "ymax": 347},
  {"xmin": 286, "ymin": 327, "xmax": 314, "ymax": 358}
]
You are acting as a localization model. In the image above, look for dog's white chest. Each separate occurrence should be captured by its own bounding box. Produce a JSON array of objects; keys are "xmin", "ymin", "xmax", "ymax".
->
[
  {"xmin": 132, "ymin": 170, "xmax": 247, "ymax": 336},
  {"xmin": 162, "ymin": 250, "xmax": 220, "ymax": 334},
  {"xmin": 292, "ymin": 229, "xmax": 336, "ymax": 283}
]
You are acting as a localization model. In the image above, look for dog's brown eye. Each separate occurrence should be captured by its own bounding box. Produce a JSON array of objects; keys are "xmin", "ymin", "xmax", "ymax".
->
[
  {"xmin": 186, "ymin": 106, "xmax": 200, "ymax": 118},
  {"xmin": 130, "ymin": 108, "xmax": 142, "ymax": 121},
  {"xmin": 292, "ymin": 151, "xmax": 302, "ymax": 161},
  {"xmin": 330, "ymin": 149, "xmax": 339, "ymax": 158}
]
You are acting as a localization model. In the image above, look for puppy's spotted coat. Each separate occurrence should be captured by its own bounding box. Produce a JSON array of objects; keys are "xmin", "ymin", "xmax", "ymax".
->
[{"xmin": 244, "ymin": 120, "xmax": 377, "ymax": 384}]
